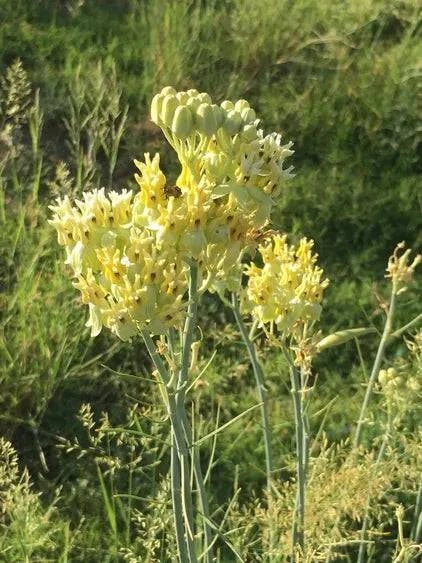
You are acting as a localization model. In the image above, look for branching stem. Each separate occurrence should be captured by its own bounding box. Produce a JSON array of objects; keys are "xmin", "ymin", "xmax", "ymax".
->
[
  {"xmin": 141, "ymin": 329, "xmax": 197, "ymax": 563},
  {"xmin": 231, "ymin": 294, "xmax": 273, "ymax": 493}
]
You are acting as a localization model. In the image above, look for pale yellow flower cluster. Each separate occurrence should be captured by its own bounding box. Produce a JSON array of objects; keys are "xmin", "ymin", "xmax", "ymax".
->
[
  {"xmin": 50, "ymin": 87, "xmax": 294, "ymax": 339},
  {"xmin": 49, "ymin": 187, "xmax": 188, "ymax": 340},
  {"xmin": 243, "ymin": 235, "xmax": 329, "ymax": 336},
  {"xmin": 148, "ymin": 86, "xmax": 294, "ymax": 292}
]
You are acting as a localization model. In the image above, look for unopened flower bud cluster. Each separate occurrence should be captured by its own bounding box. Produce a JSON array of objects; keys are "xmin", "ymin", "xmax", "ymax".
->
[
  {"xmin": 149, "ymin": 86, "xmax": 294, "ymax": 292},
  {"xmin": 50, "ymin": 87, "xmax": 294, "ymax": 339},
  {"xmin": 378, "ymin": 366, "xmax": 420, "ymax": 400},
  {"xmin": 378, "ymin": 331, "xmax": 422, "ymax": 404},
  {"xmin": 243, "ymin": 235, "xmax": 329, "ymax": 336}
]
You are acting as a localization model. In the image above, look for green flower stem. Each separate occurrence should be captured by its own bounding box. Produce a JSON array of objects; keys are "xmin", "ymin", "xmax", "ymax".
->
[
  {"xmin": 353, "ymin": 284, "xmax": 397, "ymax": 449},
  {"xmin": 301, "ymin": 368, "xmax": 311, "ymax": 479},
  {"xmin": 281, "ymin": 343, "xmax": 307, "ymax": 559},
  {"xmin": 411, "ymin": 482, "xmax": 422, "ymax": 544},
  {"xmin": 181, "ymin": 411, "xmax": 214, "ymax": 563},
  {"xmin": 177, "ymin": 261, "xmax": 213, "ymax": 562},
  {"xmin": 231, "ymin": 294, "xmax": 273, "ymax": 493},
  {"xmin": 289, "ymin": 362, "xmax": 306, "ymax": 557},
  {"xmin": 357, "ymin": 405, "xmax": 393, "ymax": 563},
  {"xmin": 141, "ymin": 330, "xmax": 197, "ymax": 563},
  {"xmin": 389, "ymin": 313, "xmax": 422, "ymax": 342},
  {"xmin": 178, "ymin": 261, "xmax": 199, "ymax": 413},
  {"xmin": 171, "ymin": 431, "xmax": 190, "ymax": 563},
  {"xmin": 141, "ymin": 330, "xmax": 186, "ymax": 454},
  {"xmin": 180, "ymin": 449, "xmax": 197, "ymax": 562},
  {"xmin": 167, "ymin": 329, "xmax": 192, "ymax": 562}
]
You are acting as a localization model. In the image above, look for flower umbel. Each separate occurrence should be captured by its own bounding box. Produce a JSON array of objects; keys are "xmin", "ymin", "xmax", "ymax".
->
[
  {"xmin": 243, "ymin": 234, "xmax": 329, "ymax": 338},
  {"xmin": 49, "ymin": 87, "xmax": 295, "ymax": 340},
  {"xmin": 49, "ymin": 188, "xmax": 188, "ymax": 340}
]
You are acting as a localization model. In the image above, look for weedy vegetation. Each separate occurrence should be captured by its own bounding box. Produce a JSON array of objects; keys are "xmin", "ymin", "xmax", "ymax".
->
[{"xmin": 0, "ymin": 1, "xmax": 421, "ymax": 562}]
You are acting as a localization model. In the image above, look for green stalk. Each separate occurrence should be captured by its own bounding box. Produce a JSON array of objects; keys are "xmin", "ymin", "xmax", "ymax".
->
[
  {"xmin": 357, "ymin": 405, "xmax": 393, "ymax": 563},
  {"xmin": 167, "ymin": 330, "xmax": 189, "ymax": 562},
  {"xmin": 178, "ymin": 261, "xmax": 199, "ymax": 413},
  {"xmin": 289, "ymin": 360, "xmax": 306, "ymax": 558},
  {"xmin": 231, "ymin": 294, "xmax": 273, "ymax": 493},
  {"xmin": 353, "ymin": 284, "xmax": 397, "ymax": 449},
  {"xmin": 389, "ymin": 313, "xmax": 422, "ymax": 342},
  {"xmin": 177, "ymin": 261, "xmax": 213, "ymax": 561},
  {"xmin": 141, "ymin": 330, "xmax": 197, "ymax": 563},
  {"xmin": 171, "ymin": 431, "xmax": 189, "ymax": 563},
  {"xmin": 411, "ymin": 481, "xmax": 422, "ymax": 543},
  {"xmin": 181, "ymin": 411, "xmax": 214, "ymax": 563}
]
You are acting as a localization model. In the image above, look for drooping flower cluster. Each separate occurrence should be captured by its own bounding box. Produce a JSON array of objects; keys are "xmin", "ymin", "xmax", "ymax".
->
[
  {"xmin": 49, "ymin": 86, "xmax": 294, "ymax": 340},
  {"xmin": 243, "ymin": 234, "xmax": 329, "ymax": 337}
]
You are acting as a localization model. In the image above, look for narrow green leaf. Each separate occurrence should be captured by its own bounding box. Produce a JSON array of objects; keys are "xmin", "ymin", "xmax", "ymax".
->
[
  {"xmin": 317, "ymin": 328, "xmax": 376, "ymax": 351},
  {"xmin": 194, "ymin": 402, "xmax": 262, "ymax": 446}
]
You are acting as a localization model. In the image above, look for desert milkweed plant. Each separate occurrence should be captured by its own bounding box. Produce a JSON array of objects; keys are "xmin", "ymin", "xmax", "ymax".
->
[
  {"xmin": 48, "ymin": 85, "xmax": 421, "ymax": 562},
  {"xmin": 49, "ymin": 86, "xmax": 295, "ymax": 562}
]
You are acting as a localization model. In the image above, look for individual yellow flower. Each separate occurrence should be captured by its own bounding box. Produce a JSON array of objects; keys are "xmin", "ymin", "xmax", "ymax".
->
[
  {"xmin": 75, "ymin": 188, "xmax": 112, "ymax": 227},
  {"xmin": 134, "ymin": 153, "xmax": 167, "ymax": 209},
  {"xmin": 73, "ymin": 268, "xmax": 108, "ymax": 307},
  {"xmin": 96, "ymin": 246, "xmax": 129, "ymax": 284}
]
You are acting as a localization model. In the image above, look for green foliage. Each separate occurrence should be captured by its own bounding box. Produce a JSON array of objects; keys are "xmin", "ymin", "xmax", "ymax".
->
[{"xmin": 0, "ymin": 438, "xmax": 70, "ymax": 562}]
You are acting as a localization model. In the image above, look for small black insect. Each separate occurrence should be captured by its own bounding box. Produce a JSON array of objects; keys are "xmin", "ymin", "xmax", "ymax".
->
[{"xmin": 163, "ymin": 184, "xmax": 182, "ymax": 198}]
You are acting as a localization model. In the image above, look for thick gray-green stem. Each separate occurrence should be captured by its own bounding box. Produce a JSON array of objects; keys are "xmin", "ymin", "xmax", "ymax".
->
[
  {"xmin": 181, "ymin": 262, "xmax": 213, "ymax": 561},
  {"xmin": 141, "ymin": 330, "xmax": 197, "ymax": 563},
  {"xmin": 353, "ymin": 284, "xmax": 397, "ymax": 449},
  {"xmin": 171, "ymin": 431, "xmax": 189, "ymax": 562},
  {"xmin": 169, "ymin": 268, "xmax": 214, "ymax": 563},
  {"xmin": 181, "ymin": 411, "xmax": 213, "ymax": 563},
  {"xmin": 281, "ymin": 342, "xmax": 307, "ymax": 559},
  {"xmin": 231, "ymin": 294, "xmax": 273, "ymax": 493}
]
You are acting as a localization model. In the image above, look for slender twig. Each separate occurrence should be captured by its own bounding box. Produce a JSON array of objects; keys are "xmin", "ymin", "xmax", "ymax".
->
[
  {"xmin": 353, "ymin": 285, "xmax": 397, "ymax": 448},
  {"xmin": 282, "ymin": 344, "xmax": 306, "ymax": 559},
  {"xmin": 141, "ymin": 329, "xmax": 197, "ymax": 563},
  {"xmin": 231, "ymin": 294, "xmax": 273, "ymax": 493},
  {"xmin": 204, "ymin": 404, "xmax": 221, "ymax": 485},
  {"xmin": 357, "ymin": 404, "xmax": 393, "ymax": 563},
  {"xmin": 411, "ymin": 481, "xmax": 422, "ymax": 543},
  {"xmin": 388, "ymin": 313, "xmax": 422, "ymax": 342},
  {"xmin": 178, "ymin": 261, "xmax": 213, "ymax": 561}
]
